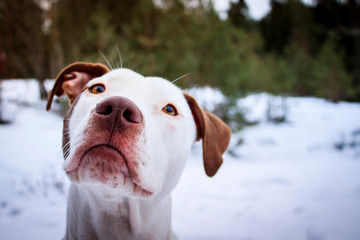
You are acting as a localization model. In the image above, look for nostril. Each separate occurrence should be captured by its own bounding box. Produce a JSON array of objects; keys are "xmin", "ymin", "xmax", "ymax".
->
[
  {"xmin": 95, "ymin": 96, "xmax": 143, "ymax": 125},
  {"xmin": 123, "ymin": 109, "xmax": 132, "ymax": 122},
  {"xmin": 96, "ymin": 104, "xmax": 113, "ymax": 115},
  {"xmin": 123, "ymin": 109, "xmax": 142, "ymax": 123}
]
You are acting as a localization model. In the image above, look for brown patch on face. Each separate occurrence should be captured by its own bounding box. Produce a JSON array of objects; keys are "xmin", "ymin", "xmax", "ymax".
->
[{"xmin": 47, "ymin": 62, "xmax": 110, "ymax": 111}]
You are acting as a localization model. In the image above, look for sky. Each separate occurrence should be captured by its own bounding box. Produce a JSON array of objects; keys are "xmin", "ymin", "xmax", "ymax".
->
[{"xmin": 213, "ymin": 0, "xmax": 314, "ymax": 20}]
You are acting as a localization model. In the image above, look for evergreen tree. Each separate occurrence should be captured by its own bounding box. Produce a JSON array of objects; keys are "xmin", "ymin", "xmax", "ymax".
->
[
  {"xmin": 227, "ymin": 0, "xmax": 249, "ymax": 30},
  {"xmin": 313, "ymin": 0, "xmax": 360, "ymax": 100},
  {"xmin": 51, "ymin": 0, "xmax": 118, "ymax": 70},
  {"xmin": 311, "ymin": 39, "xmax": 352, "ymax": 101},
  {"xmin": 0, "ymin": 0, "xmax": 48, "ymax": 98}
]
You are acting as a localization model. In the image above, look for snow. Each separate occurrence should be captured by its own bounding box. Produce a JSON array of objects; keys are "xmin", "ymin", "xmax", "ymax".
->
[{"xmin": 1, "ymin": 80, "xmax": 360, "ymax": 240}]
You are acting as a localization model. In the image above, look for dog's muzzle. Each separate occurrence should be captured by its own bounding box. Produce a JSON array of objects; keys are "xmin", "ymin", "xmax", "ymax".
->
[{"xmin": 65, "ymin": 96, "xmax": 147, "ymax": 193}]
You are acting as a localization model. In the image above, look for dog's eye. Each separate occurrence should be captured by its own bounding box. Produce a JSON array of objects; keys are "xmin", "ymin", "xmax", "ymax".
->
[
  {"xmin": 89, "ymin": 84, "xmax": 105, "ymax": 94},
  {"xmin": 162, "ymin": 104, "xmax": 177, "ymax": 116}
]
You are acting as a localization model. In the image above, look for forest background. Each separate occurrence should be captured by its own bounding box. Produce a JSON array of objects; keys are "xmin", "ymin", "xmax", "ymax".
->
[{"xmin": 1, "ymin": 0, "xmax": 360, "ymax": 123}]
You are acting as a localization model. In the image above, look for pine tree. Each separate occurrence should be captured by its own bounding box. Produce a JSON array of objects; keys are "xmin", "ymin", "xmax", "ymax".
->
[
  {"xmin": 311, "ymin": 39, "xmax": 352, "ymax": 101},
  {"xmin": 227, "ymin": 0, "xmax": 249, "ymax": 30},
  {"xmin": 0, "ymin": 0, "xmax": 48, "ymax": 98}
]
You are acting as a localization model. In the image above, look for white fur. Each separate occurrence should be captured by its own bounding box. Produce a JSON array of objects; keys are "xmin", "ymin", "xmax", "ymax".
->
[{"xmin": 64, "ymin": 68, "xmax": 197, "ymax": 239}]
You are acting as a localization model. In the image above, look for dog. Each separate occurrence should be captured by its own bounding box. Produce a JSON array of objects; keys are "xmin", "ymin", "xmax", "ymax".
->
[{"xmin": 46, "ymin": 62, "xmax": 231, "ymax": 240}]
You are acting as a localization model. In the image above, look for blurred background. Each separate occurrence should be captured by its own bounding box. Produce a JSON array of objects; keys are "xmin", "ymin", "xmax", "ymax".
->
[
  {"xmin": 1, "ymin": 0, "xmax": 360, "ymax": 102},
  {"xmin": 1, "ymin": 0, "xmax": 360, "ymax": 239}
]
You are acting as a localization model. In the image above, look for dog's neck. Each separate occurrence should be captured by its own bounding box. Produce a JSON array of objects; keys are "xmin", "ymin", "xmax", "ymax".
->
[{"xmin": 65, "ymin": 184, "xmax": 177, "ymax": 240}]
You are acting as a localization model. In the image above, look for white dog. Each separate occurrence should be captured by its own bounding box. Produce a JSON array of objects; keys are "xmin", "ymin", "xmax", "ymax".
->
[{"xmin": 46, "ymin": 62, "xmax": 231, "ymax": 240}]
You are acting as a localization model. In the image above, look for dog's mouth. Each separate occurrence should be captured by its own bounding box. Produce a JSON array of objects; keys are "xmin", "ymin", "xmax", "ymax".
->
[
  {"xmin": 66, "ymin": 144, "xmax": 153, "ymax": 197},
  {"xmin": 78, "ymin": 144, "xmax": 130, "ymax": 181}
]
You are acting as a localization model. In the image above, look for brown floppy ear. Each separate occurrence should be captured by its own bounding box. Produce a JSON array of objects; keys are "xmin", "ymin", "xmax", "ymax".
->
[
  {"xmin": 46, "ymin": 62, "xmax": 110, "ymax": 111},
  {"xmin": 184, "ymin": 93, "xmax": 232, "ymax": 177}
]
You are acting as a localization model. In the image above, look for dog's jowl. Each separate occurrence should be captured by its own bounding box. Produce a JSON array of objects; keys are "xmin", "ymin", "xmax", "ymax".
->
[{"xmin": 47, "ymin": 62, "xmax": 231, "ymax": 240}]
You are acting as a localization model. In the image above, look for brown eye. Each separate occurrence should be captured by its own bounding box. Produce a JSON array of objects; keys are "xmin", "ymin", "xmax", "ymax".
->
[
  {"xmin": 162, "ymin": 104, "xmax": 177, "ymax": 116},
  {"xmin": 89, "ymin": 84, "xmax": 105, "ymax": 94}
]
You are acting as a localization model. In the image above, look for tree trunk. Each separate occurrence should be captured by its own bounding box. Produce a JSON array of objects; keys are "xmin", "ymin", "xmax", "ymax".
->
[{"xmin": 38, "ymin": 78, "xmax": 48, "ymax": 100}]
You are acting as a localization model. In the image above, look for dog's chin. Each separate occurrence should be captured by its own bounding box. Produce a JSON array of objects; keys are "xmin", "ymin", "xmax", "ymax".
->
[
  {"xmin": 78, "ymin": 145, "xmax": 130, "ymax": 182},
  {"xmin": 66, "ymin": 145, "xmax": 153, "ymax": 198}
]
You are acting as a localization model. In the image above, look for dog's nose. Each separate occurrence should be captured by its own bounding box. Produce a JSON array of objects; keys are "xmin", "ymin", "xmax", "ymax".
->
[{"xmin": 95, "ymin": 96, "xmax": 143, "ymax": 127}]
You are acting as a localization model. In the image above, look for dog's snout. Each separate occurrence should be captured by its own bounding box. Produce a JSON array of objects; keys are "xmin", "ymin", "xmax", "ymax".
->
[{"xmin": 95, "ymin": 96, "xmax": 143, "ymax": 126}]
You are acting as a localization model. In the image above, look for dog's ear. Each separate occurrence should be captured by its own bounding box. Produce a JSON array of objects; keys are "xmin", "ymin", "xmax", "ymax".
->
[
  {"xmin": 184, "ymin": 93, "xmax": 232, "ymax": 177},
  {"xmin": 46, "ymin": 62, "xmax": 110, "ymax": 111}
]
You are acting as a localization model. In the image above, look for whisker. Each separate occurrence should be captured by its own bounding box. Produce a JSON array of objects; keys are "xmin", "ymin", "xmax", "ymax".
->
[
  {"xmin": 98, "ymin": 50, "xmax": 113, "ymax": 70},
  {"xmin": 62, "ymin": 142, "xmax": 71, "ymax": 150},
  {"xmin": 55, "ymin": 156, "xmax": 64, "ymax": 165},
  {"xmin": 110, "ymin": 57, "xmax": 115, "ymax": 69},
  {"xmin": 116, "ymin": 45, "xmax": 123, "ymax": 68},
  {"xmin": 64, "ymin": 150, "xmax": 71, "ymax": 158},
  {"xmin": 172, "ymin": 73, "xmax": 191, "ymax": 85},
  {"xmin": 113, "ymin": 57, "xmax": 119, "ymax": 69},
  {"xmin": 53, "ymin": 151, "xmax": 66, "ymax": 169},
  {"xmin": 61, "ymin": 144, "xmax": 70, "ymax": 153},
  {"xmin": 62, "ymin": 148, "xmax": 71, "ymax": 160},
  {"xmin": 62, "ymin": 132, "xmax": 72, "ymax": 137}
]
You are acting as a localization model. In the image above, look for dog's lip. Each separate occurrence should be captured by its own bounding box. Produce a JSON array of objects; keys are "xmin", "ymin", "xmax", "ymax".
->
[
  {"xmin": 64, "ymin": 143, "xmax": 121, "ymax": 173},
  {"xmin": 65, "ymin": 144, "xmax": 153, "ymax": 196}
]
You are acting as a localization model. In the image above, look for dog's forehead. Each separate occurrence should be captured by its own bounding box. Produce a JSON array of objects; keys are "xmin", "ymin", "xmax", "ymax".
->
[{"xmin": 88, "ymin": 68, "xmax": 184, "ymax": 101}]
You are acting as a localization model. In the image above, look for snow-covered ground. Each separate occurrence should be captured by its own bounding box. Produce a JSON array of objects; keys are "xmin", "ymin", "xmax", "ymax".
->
[{"xmin": 0, "ymin": 80, "xmax": 359, "ymax": 240}]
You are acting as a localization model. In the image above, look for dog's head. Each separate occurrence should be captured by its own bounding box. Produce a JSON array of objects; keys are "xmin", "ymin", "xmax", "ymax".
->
[{"xmin": 47, "ymin": 62, "xmax": 231, "ymax": 199}]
